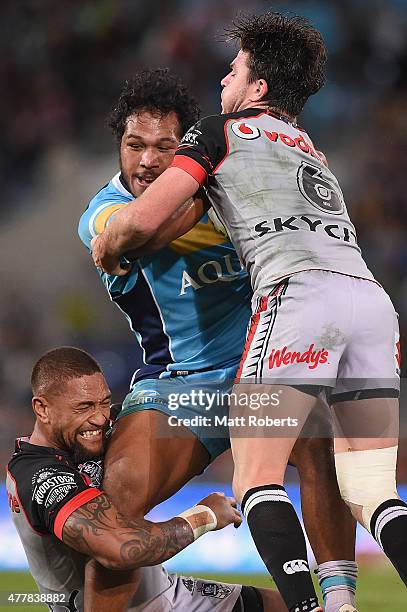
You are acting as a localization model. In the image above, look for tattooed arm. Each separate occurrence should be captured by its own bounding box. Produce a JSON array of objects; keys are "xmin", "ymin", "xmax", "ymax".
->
[{"xmin": 63, "ymin": 491, "xmax": 241, "ymax": 570}]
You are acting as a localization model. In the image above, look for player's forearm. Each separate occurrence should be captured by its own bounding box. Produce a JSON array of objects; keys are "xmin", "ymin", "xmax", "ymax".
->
[
  {"xmin": 101, "ymin": 167, "xmax": 200, "ymax": 257},
  {"xmin": 100, "ymin": 203, "xmax": 155, "ymax": 256},
  {"xmin": 113, "ymin": 516, "xmax": 194, "ymax": 570},
  {"xmin": 91, "ymin": 169, "xmax": 200, "ymax": 274},
  {"xmin": 124, "ymin": 195, "xmax": 208, "ymax": 256},
  {"xmin": 62, "ymin": 495, "xmax": 195, "ymax": 571}
]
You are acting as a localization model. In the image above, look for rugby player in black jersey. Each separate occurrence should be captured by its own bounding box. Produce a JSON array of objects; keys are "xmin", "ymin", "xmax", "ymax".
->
[{"xmin": 9, "ymin": 348, "xmax": 290, "ymax": 612}]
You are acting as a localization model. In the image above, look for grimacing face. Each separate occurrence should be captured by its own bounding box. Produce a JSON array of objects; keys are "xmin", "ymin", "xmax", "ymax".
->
[
  {"xmin": 44, "ymin": 373, "xmax": 111, "ymax": 460},
  {"xmin": 220, "ymin": 49, "xmax": 253, "ymax": 114},
  {"xmin": 120, "ymin": 110, "xmax": 182, "ymax": 197}
]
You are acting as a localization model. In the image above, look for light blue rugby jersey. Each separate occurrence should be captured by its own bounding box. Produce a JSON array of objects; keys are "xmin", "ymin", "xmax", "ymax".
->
[{"xmin": 78, "ymin": 172, "xmax": 252, "ymax": 381}]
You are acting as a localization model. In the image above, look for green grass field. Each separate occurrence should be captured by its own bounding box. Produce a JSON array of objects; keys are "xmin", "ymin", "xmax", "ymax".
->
[{"xmin": 0, "ymin": 563, "xmax": 404, "ymax": 611}]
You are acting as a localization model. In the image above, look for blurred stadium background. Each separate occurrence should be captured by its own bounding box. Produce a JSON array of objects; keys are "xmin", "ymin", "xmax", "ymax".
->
[{"xmin": 1, "ymin": 0, "xmax": 407, "ymax": 609}]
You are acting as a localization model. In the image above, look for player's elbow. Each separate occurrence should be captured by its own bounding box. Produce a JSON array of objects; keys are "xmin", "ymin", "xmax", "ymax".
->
[
  {"xmin": 93, "ymin": 538, "xmax": 146, "ymax": 571},
  {"xmin": 93, "ymin": 550, "xmax": 139, "ymax": 571}
]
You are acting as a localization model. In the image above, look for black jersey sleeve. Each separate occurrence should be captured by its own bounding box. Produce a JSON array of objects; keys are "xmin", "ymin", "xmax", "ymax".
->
[
  {"xmin": 171, "ymin": 115, "xmax": 229, "ymax": 185},
  {"xmin": 8, "ymin": 455, "xmax": 103, "ymax": 540}
]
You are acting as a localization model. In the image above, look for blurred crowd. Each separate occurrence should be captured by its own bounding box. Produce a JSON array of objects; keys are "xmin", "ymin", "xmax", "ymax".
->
[{"xmin": 1, "ymin": 0, "xmax": 407, "ymax": 477}]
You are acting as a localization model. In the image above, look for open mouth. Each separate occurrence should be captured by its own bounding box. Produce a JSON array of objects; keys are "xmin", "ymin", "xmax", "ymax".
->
[{"xmin": 135, "ymin": 175, "xmax": 157, "ymax": 188}]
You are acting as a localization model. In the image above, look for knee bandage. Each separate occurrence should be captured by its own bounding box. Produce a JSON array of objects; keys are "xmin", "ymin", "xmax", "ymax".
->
[{"xmin": 335, "ymin": 445, "xmax": 399, "ymax": 530}]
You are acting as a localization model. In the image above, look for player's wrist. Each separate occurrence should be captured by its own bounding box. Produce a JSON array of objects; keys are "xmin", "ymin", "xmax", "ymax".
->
[{"xmin": 177, "ymin": 504, "xmax": 217, "ymax": 540}]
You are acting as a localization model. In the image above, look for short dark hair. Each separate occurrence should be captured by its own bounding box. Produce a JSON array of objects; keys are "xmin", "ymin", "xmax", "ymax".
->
[
  {"xmin": 108, "ymin": 68, "xmax": 200, "ymax": 142},
  {"xmin": 31, "ymin": 347, "xmax": 102, "ymax": 397},
  {"xmin": 227, "ymin": 12, "xmax": 327, "ymax": 116}
]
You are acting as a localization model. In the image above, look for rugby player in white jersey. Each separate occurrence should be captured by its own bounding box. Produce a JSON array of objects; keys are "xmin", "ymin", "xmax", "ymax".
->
[
  {"xmin": 86, "ymin": 70, "xmax": 360, "ymax": 612},
  {"xmin": 91, "ymin": 13, "xmax": 406, "ymax": 611}
]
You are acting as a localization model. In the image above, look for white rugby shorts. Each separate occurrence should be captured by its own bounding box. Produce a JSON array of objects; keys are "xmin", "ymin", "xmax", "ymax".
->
[
  {"xmin": 236, "ymin": 270, "xmax": 400, "ymax": 400},
  {"xmin": 128, "ymin": 566, "xmax": 242, "ymax": 611}
]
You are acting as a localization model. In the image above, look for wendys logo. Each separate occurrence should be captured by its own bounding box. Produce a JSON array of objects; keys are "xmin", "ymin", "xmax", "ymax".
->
[
  {"xmin": 269, "ymin": 344, "xmax": 329, "ymax": 370},
  {"xmin": 395, "ymin": 332, "xmax": 401, "ymax": 375},
  {"xmin": 231, "ymin": 122, "xmax": 261, "ymax": 140}
]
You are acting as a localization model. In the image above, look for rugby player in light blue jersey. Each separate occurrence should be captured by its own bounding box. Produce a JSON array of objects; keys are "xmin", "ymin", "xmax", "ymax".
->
[{"xmin": 79, "ymin": 70, "xmax": 356, "ymax": 611}]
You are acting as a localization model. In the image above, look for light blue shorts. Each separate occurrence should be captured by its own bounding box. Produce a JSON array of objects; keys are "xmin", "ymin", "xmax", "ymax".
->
[{"xmin": 118, "ymin": 365, "xmax": 238, "ymax": 461}]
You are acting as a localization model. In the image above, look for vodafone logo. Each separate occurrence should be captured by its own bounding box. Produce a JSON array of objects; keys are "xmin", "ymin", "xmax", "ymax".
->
[{"xmin": 231, "ymin": 122, "xmax": 260, "ymax": 140}]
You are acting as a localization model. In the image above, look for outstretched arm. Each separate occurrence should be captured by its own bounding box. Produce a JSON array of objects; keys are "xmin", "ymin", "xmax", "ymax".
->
[
  {"xmin": 63, "ymin": 491, "xmax": 241, "ymax": 571},
  {"xmin": 92, "ymin": 167, "xmax": 199, "ymax": 275}
]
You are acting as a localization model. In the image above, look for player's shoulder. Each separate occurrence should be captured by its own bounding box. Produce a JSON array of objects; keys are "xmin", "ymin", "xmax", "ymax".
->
[
  {"xmin": 7, "ymin": 440, "xmax": 79, "ymax": 520},
  {"xmin": 87, "ymin": 172, "xmax": 133, "ymax": 209},
  {"xmin": 7, "ymin": 440, "xmax": 103, "ymax": 536},
  {"xmin": 7, "ymin": 439, "xmax": 77, "ymax": 490},
  {"xmin": 181, "ymin": 108, "xmax": 266, "ymax": 147},
  {"xmin": 79, "ymin": 172, "xmax": 134, "ymax": 247}
]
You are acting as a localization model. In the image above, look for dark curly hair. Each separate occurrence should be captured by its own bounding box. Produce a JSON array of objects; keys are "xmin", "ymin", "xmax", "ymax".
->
[
  {"xmin": 108, "ymin": 68, "xmax": 200, "ymax": 142},
  {"xmin": 226, "ymin": 12, "xmax": 327, "ymax": 117}
]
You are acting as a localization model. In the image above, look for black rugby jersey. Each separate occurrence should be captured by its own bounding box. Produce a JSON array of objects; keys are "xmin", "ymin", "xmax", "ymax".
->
[{"xmin": 7, "ymin": 439, "xmax": 103, "ymax": 611}]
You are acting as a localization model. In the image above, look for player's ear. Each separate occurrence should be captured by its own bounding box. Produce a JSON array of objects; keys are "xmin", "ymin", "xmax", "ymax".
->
[
  {"xmin": 32, "ymin": 396, "xmax": 51, "ymax": 424},
  {"xmin": 250, "ymin": 78, "xmax": 268, "ymax": 103}
]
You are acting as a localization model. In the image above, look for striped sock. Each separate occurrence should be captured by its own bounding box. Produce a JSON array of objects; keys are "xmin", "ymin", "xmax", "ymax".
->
[
  {"xmin": 370, "ymin": 499, "xmax": 407, "ymax": 584},
  {"xmin": 317, "ymin": 560, "xmax": 357, "ymax": 612},
  {"xmin": 241, "ymin": 484, "xmax": 319, "ymax": 612}
]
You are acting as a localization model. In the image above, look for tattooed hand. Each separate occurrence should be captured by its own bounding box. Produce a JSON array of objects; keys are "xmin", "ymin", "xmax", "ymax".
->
[{"xmin": 62, "ymin": 493, "xmax": 193, "ymax": 570}]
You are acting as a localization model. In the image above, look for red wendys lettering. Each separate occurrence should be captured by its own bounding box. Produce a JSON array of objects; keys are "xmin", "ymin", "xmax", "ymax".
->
[
  {"xmin": 264, "ymin": 130, "xmax": 279, "ymax": 142},
  {"xmin": 280, "ymin": 134, "xmax": 296, "ymax": 147},
  {"xmin": 239, "ymin": 123, "xmax": 254, "ymax": 135},
  {"xmin": 269, "ymin": 344, "xmax": 329, "ymax": 370},
  {"xmin": 396, "ymin": 340, "xmax": 401, "ymax": 368}
]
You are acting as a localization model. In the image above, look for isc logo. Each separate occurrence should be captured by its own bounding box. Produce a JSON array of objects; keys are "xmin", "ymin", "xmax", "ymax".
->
[{"xmin": 8, "ymin": 492, "xmax": 20, "ymax": 513}]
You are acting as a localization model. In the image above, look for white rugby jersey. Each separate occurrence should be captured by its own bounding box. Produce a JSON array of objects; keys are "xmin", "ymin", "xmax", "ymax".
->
[{"xmin": 171, "ymin": 108, "xmax": 374, "ymax": 292}]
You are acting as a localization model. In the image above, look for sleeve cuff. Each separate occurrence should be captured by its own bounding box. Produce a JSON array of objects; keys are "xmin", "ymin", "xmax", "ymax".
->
[
  {"xmin": 54, "ymin": 488, "xmax": 103, "ymax": 541},
  {"xmin": 170, "ymin": 156, "xmax": 208, "ymax": 186}
]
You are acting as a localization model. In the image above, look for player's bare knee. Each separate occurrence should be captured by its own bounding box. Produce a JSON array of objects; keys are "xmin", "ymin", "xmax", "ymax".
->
[
  {"xmin": 232, "ymin": 475, "xmax": 245, "ymax": 505},
  {"xmin": 232, "ymin": 469, "xmax": 284, "ymax": 504}
]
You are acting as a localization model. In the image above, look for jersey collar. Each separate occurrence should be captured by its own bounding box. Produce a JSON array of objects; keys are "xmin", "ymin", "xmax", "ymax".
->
[{"xmin": 111, "ymin": 172, "xmax": 133, "ymax": 198}]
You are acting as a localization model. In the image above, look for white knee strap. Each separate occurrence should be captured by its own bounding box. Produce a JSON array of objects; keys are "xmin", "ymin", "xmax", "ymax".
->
[{"xmin": 335, "ymin": 446, "xmax": 399, "ymax": 531}]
